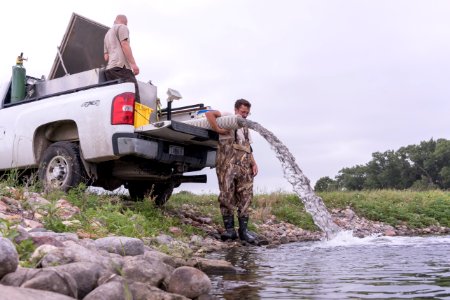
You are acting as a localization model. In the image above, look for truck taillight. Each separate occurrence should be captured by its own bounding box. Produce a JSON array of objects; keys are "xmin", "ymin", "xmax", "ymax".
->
[{"xmin": 111, "ymin": 92, "xmax": 135, "ymax": 125}]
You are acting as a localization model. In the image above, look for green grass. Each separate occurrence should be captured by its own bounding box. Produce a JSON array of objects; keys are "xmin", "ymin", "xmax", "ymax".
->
[{"xmin": 318, "ymin": 190, "xmax": 450, "ymax": 228}]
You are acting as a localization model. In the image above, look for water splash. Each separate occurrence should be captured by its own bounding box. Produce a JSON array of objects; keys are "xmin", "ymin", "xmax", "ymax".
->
[{"xmin": 240, "ymin": 118, "xmax": 341, "ymax": 239}]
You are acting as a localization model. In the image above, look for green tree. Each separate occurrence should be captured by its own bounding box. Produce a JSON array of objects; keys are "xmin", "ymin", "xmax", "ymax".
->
[
  {"xmin": 336, "ymin": 165, "xmax": 366, "ymax": 190},
  {"xmin": 402, "ymin": 139, "xmax": 437, "ymax": 187},
  {"xmin": 431, "ymin": 139, "xmax": 450, "ymax": 188},
  {"xmin": 314, "ymin": 176, "xmax": 337, "ymax": 192}
]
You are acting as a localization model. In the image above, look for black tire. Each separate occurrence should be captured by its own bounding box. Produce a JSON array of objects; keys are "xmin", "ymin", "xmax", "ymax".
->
[
  {"xmin": 38, "ymin": 142, "xmax": 85, "ymax": 192},
  {"xmin": 127, "ymin": 181, "xmax": 174, "ymax": 206},
  {"xmin": 153, "ymin": 183, "xmax": 174, "ymax": 206},
  {"xmin": 127, "ymin": 181, "xmax": 148, "ymax": 200}
]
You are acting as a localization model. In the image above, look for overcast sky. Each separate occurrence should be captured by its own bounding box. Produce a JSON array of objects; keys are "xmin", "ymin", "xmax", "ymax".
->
[{"xmin": 1, "ymin": 0, "xmax": 450, "ymax": 194}]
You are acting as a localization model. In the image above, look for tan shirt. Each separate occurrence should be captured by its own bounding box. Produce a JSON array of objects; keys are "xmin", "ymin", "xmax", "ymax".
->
[{"xmin": 104, "ymin": 24, "xmax": 131, "ymax": 70}]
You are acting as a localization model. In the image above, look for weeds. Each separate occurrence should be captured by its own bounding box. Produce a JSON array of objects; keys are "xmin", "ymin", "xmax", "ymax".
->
[{"xmin": 0, "ymin": 219, "xmax": 36, "ymax": 266}]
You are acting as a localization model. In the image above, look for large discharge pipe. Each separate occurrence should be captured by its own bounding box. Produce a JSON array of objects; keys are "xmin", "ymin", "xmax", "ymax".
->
[{"xmin": 183, "ymin": 115, "xmax": 244, "ymax": 130}]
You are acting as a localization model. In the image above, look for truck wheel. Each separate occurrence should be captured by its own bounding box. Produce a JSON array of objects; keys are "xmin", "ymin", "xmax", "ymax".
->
[
  {"xmin": 38, "ymin": 142, "xmax": 85, "ymax": 192},
  {"xmin": 153, "ymin": 183, "xmax": 174, "ymax": 206},
  {"xmin": 127, "ymin": 182, "xmax": 148, "ymax": 200},
  {"xmin": 127, "ymin": 182, "xmax": 174, "ymax": 206}
]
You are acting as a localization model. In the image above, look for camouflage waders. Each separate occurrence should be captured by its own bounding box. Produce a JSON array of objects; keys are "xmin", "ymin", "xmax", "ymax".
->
[
  {"xmin": 216, "ymin": 127, "xmax": 258, "ymax": 243},
  {"xmin": 216, "ymin": 127, "xmax": 254, "ymax": 218}
]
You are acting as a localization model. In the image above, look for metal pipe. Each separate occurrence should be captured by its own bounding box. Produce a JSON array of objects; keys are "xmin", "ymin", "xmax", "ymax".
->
[{"xmin": 183, "ymin": 115, "xmax": 244, "ymax": 130}]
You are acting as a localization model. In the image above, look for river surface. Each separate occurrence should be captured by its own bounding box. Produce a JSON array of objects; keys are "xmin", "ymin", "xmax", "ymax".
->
[{"xmin": 206, "ymin": 233, "xmax": 450, "ymax": 299}]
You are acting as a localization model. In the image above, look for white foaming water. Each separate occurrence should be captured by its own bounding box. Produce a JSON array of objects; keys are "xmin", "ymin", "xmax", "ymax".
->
[
  {"xmin": 311, "ymin": 231, "xmax": 450, "ymax": 249},
  {"xmin": 242, "ymin": 118, "xmax": 341, "ymax": 239}
]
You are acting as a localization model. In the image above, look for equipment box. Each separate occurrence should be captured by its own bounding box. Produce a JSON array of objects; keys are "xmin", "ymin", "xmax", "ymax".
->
[{"xmin": 134, "ymin": 102, "xmax": 153, "ymax": 128}]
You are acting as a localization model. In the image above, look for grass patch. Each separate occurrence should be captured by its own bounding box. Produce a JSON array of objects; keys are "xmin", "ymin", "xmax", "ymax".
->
[
  {"xmin": 253, "ymin": 193, "xmax": 318, "ymax": 231},
  {"xmin": 318, "ymin": 189, "xmax": 450, "ymax": 228}
]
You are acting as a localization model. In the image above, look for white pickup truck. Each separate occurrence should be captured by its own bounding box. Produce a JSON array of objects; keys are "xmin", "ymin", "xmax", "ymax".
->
[{"xmin": 0, "ymin": 13, "xmax": 228, "ymax": 205}]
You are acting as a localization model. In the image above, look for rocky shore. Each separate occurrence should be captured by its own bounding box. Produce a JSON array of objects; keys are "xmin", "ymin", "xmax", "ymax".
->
[{"xmin": 1, "ymin": 189, "xmax": 449, "ymax": 299}]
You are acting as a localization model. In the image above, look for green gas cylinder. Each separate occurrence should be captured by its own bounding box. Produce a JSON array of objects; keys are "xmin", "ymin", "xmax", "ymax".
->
[{"xmin": 11, "ymin": 53, "xmax": 26, "ymax": 103}]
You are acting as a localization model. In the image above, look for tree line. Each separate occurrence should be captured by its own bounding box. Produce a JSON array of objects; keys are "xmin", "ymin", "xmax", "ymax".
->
[{"xmin": 314, "ymin": 138, "xmax": 450, "ymax": 191}]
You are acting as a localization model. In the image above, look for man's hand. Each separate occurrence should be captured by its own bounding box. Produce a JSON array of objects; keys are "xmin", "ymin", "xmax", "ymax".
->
[
  {"xmin": 252, "ymin": 163, "xmax": 258, "ymax": 176},
  {"xmin": 216, "ymin": 127, "xmax": 230, "ymax": 135},
  {"xmin": 131, "ymin": 63, "xmax": 140, "ymax": 75}
]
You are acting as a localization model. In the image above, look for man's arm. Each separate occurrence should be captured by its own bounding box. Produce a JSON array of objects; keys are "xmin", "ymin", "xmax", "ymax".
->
[
  {"xmin": 121, "ymin": 40, "xmax": 140, "ymax": 75},
  {"xmin": 205, "ymin": 110, "xmax": 229, "ymax": 135}
]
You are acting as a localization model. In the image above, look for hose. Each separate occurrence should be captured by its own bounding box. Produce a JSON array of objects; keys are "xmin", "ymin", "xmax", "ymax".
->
[{"xmin": 183, "ymin": 115, "xmax": 244, "ymax": 130}]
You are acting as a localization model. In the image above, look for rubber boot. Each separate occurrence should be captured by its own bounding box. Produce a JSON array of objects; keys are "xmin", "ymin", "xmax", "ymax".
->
[
  {"xmin": 221, "ymin": 215, "xmax": 238, "ymax": 241},
  {"xmin": 238, "ymin": 216, "xmax": 257, "ymax": 244}
]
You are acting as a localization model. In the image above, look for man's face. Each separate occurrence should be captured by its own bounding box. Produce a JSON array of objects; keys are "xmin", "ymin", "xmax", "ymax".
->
[{"xmin": 235, "ymin": 105, "xmax": 250, "ymax": 119}]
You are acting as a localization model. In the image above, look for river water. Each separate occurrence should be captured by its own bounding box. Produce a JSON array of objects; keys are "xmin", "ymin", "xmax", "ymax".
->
[
  {"xmin": 203, "ymin": 118, "xmax": 449, "ymax": 298},
  {"xmin": 206, "ymin": 233, "xmax": 450, "ymax": 299}
]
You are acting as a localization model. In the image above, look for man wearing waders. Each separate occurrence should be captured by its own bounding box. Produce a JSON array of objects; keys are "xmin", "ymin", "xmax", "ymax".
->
[{"xmin": 206, "ymin": 99, "xmax": 259, "ymax": 244}]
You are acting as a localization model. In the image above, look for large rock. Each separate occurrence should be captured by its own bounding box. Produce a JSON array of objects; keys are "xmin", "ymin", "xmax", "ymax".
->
[
  {"xmin": 129, "ymin": 281, "xmax": 189, "ymax": 300},
  {"xmin": 121, "ymin": 255, "xmax": 174, "ymax": 288},
  {"xmin": 94, "ymin": 236, "xmax": 144, "ymax": 256},
  {"xmin": 30, "ymin": 244, "xmax": 58, "ymax": 263},
  {"xmin": 83, "ymin": 280, "xmax": 130, "ymax": 300},
  {"xmin": 168, "ymin": 266, "xmax": 212, "ymax": 299},
  {"xmin": 47, "ymin": 261, "xmax": 108, "ymax": 298},
  {"xmin": 28, "ymin": 231, "xmax": 78, "ymax": 247},
  {"xmin": 0, "ymin": 237, "xmax": 19, "ymax": 279},
  {"xmin": 2, "ymin": 268, "xmax": 77, "ymax": 298},
  {"xmin": 84, "ymin": 278, "xmax": 189, "ymax": 300},
  {"xmin": 0, "ymin": 285, "xmax": 76, "ymax": 300},
  {"xmin": 144, "ymin": 249, "xmax": 187, "ymax": 269},
  {"xmin": 0, "ymin": 267, "xmax": 40, "ymax": 286},
  {"xmin": 189, "ymin": 257, "xmax": 238, "ymax": 274},
  {"xmin": 40, "ymin": 240, "xmax": 124, "ymax": 272}
]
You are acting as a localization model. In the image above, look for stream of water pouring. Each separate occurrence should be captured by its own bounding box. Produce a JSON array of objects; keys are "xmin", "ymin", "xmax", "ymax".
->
[
  {"xmin": 185, "ymin": 114, "xmax": 342, "ymax": 239},
  {"xmin": 240, "ymin": 118, "xmax": 341, "ymax": 239}
]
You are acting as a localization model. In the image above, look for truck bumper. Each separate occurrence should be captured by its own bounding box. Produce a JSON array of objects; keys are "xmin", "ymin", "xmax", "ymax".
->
[
  {"xmin": 111, "ymin": 133, "xmax": 216, "ymax": 168},
  {"xmin": 116, "ymin": 136, "xmax": 159, "ymax": 159}
]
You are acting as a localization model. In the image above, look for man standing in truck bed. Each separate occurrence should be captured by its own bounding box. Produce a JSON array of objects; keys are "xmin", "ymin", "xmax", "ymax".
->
[{"xmin": 104, "ymin": 14, "xmax": 140, "ymax": 101}]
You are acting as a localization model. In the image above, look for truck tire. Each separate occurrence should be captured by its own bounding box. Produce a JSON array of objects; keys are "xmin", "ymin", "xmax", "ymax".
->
[
  {"xmin": 153, "ymin": 183, "xmax": 174, "ymax": 206},
  {"xmin": 38, "ymin": 142, "xmax": 85, "ymax": 192},
  {"xmin": 127, "ymin": 182, "xmax": 174, "ymax": 206}
]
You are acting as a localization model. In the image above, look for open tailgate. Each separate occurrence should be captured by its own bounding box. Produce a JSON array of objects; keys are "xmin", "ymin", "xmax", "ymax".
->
[{"xmin": 135, "ymin": 120, "xmax": 219, "ymax": 148}]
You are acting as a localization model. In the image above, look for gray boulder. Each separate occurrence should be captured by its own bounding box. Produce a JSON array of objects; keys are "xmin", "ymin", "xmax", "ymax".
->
[
  {"xmin": 40, "ymin": 241, "xmax": 124, "ymax": 272},
  {"xmin": 121, "ymin": 255, "xmax": 174, "ymax": 288},
  {"xmin": 168, "ymin": 266, "xmax": 212, "ymax": 299},
  {"xmin": 83, "ymin": 281, "xmax": 127, "ymax": 300},
  {"xmin": 1, "ymin": 267, "xmax": 77, "ymax": 298},
  {"xmin": 129, "ymin": 281, "xmax": 189, "ymax": 300},
  {"xmin": 84, "ymin": 278, "xmax": 189, "ymax": 300},
  {"xmin": 144, "ymin": 249, "xmax": 187, "ymax": 269},
  {"xmin": 47, "ymin": 261, "xmax": 108, "ymax": 298},
  {"xmin": 189, "ymin": 257, "xmax": 238, "ymax": 274},
  {"xmin": 0, "ymin": 237, "xmax": 19, "ymax": 279},
  {"xmin": 28, "ymin": 231, "xmax": 78, "ymax": 247},
  {"xmin": 0, "ymin": 285, "xmax": 76, "ymax": 300},
  {"xmin": 0, "ymin": 267, "xmax": 40, "ymax": 286},
  {"xmin": 94, "ymin": 236, "xmax": 144, "ymax": 256}
]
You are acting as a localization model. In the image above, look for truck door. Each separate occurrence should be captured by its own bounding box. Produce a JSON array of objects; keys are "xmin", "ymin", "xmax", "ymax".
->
[{"xmin": 0, "ymin": 123, "xmax": 14, "ymax": 170}]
